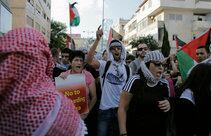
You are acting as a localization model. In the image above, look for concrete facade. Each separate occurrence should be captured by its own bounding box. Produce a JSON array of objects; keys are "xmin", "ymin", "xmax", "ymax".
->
[
  {"xmin": 124, "ymin": 0, "xmax": 211, "ymax": 52},
  {"xmin": 0, "ymin": 0, "xmax": 12, "ymax": 35},
  {"xmin": 113, "ymin": 18, "xmax": 129, "ymax": 38},
  {"xmin": 8, "ymin": 0, "xmax": 51, "ymax": 42}
]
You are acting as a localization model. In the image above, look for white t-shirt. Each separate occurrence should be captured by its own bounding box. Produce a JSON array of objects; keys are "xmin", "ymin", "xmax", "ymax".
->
[
  {"xmin": 180, "ymin": 88, "xmax": 195, "ymax": 104},
  {"xmin": 98, "ymin": 60, "xmax": 129, "ymax": 110}
]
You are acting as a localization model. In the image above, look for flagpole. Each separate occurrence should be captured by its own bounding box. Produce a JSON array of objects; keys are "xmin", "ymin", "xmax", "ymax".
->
[
  {"xmin": 70, "ymin": 27, "xmax": 72, "ymax": 49},
  {"xmin": 101, "ymin": 0, "xmax": 105, "ymax": 52}
]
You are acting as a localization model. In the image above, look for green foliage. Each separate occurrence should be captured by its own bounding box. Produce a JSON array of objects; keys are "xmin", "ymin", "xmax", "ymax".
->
[
  {"xmin": 130, "ymin": 35, "xmax": 159, "ymax": 50},
  {"xmin": 50, "ymin": 20, "xmax": 67, "ymax": 50},
  {"xmin": 161, "ymin": 25, "xmax": 171, "ymax": 57}
]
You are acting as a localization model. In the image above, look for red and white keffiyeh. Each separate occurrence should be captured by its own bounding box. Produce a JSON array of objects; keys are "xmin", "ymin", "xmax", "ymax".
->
[{"xmin": 0, "ymin": 28, "xmax": 84, "ymax": 136}]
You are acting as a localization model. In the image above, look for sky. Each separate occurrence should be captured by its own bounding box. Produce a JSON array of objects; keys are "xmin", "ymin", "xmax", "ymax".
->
[{"xmin": 51, "ymin": 0, "xmax": 141, "ymax": 38}]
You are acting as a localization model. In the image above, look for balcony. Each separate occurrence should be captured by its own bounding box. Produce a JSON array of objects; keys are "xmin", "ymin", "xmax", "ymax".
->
[
  {"xmin": 192, "ymin": 20, "xmax": 211, "ymax": 31},
  {"xmin": 137, "ymin": 21, "xmax": 164, "ymax": 39},
  {"xmin": 160, "ymin": 0, "xmax": 194, "ymax": 9},
  {"xmin": 195, "ymin": 0, "xmax": 211, "ymax": 10}
]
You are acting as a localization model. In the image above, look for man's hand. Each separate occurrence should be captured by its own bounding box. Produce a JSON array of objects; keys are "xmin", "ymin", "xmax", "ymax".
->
[{"xmin": 96, "ymin": 25, "xmax": 103, "ymax": 41}]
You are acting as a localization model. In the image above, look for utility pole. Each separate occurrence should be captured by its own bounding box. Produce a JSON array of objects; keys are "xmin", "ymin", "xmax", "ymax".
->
[{"xmin": 101, "ymin": 0, "xmax": 105, "ymax": 52}]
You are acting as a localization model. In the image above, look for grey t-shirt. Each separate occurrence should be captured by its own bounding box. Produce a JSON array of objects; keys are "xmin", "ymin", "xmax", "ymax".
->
[{"xmin": 129, "ymin": 58, "xmax": 142, "ymax": 75}]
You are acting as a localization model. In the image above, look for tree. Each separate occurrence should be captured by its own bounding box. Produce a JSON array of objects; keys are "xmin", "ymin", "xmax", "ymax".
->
[
  {"xmin": 50, "ymin": 20, "xmax": 67, "ymax": 49},
  {"xmin": 161, "ymin": 25, "xmax": 171, "ymax": 57},
  {"xmin": 130, "ymin": 35, "xmax": 159, "ymax": 50}
]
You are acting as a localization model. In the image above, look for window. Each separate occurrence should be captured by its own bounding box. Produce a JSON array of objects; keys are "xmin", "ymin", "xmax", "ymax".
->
[
  {"xmin": 27, "ymin": 16, "xmax": 34, "ymax": 27},
  {"xmin": 47, "ymin": 3, "xmax": 51, "ymax": 10},
  {"xmin": 36, "ymin": 5, "xmax": 41, "ymax": 14},
  {"xmin": 35, "ymin": 22, "xmax": 40, "ymax": 31},
  {"xmin": 27, "ymin": 0, "xmax": 34, "ymax": 6},
  {"xmin": 42, "ymin": 27, "xmax": 46, "ymax": 35},
  {"xmin": 47, "ymin": 31, "xmax": 50, "ymax": 38},
  {"xmin": 142, "ymin": 5, "xmax": 145, "ymax": 11},
  {"xmin": 169, "ymin": 14, "xmax": 183, "ymax": 21},
  {"xmin": 47, "ymin": 17, "xmax": 50, "ymax": 22},
  {"xmin": 43, "ymin": 12, "xmax": 46, "ymax": 19},
  {"xmin": 169, "ymin": 14, "xmax": 175, "ymax": 20},
  {"xmin": 176, "ymin": 14, "xmax": 182, "ymax": 21}
]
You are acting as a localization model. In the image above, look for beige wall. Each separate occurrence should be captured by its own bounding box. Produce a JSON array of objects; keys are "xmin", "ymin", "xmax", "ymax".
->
[
  {"xmin": 8, "ymin": 0, "xmax": 26, "ymax": 28},
  {"xmin": 8, "ymin": 0, "xmax": 51, "ymax": 42}
]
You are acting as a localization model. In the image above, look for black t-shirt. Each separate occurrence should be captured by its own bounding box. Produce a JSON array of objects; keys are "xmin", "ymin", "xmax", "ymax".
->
[
  {"xmin": 84, "ymin": 63, "xmax": 99, "ymax": 79},
  {"xmin": 123, "ymin": 75, "xmax": 170, "ymax": 136}
]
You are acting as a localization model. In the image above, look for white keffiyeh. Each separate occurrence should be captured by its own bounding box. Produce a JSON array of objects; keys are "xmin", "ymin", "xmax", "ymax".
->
[{"xmin": 140, "ymin": 50, "xmax": 165, "ymax": 87}]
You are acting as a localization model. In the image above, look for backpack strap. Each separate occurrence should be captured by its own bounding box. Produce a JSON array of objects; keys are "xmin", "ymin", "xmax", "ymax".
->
[
  {"xmin": 101, "ymin": 61, "xmax": 111, "ymax": 87},
  {"xmin": 124, "ymin": 64, "xmax": 130, "ymax": 83},
  {"xmin": 101, "ymin": 61, "xmax": 130, "ymax": 87}
]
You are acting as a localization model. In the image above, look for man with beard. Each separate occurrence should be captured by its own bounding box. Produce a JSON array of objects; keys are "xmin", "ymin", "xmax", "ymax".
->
[{"xmin": 129, "ymin": 43, "xmax": 150, "ymax": 75}]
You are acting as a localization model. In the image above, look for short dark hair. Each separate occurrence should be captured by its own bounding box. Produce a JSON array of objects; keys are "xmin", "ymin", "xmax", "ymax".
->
[
  {"xmin": 196, "ymin": 45, "xmax": 209, "ymax": 53},
  {"xmin": 126, "ymin": 54, "xmax": 135, "ymax": 61},
  {"xmin": 69, "ymin": 50, "xmax": 85, "ymax": 62},
  {"xmin": 196, "ymin": 45, "xmax": 206, "ymax": 50},
  {"xmin": 51, "ymin": 48, "xmax": 59, "ymax": 58},
  {"xmin": 61, "ymin": 48, "xmax": 72, "ymax": 54}
]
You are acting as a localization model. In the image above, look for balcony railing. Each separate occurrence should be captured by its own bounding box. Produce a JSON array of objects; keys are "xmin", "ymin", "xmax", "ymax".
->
[
  {"xmin": 195, "ymin": 0, "xmax": 211, "ymax": 9},
  {"xmin": 137, "ymin": 21, "xmax": 164, "ymax": 37}
]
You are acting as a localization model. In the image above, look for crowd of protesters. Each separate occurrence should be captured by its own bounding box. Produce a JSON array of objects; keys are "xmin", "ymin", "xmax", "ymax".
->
[{"xmin": 0, "ymin": 26, "xmax": 211, "ymax": 136}]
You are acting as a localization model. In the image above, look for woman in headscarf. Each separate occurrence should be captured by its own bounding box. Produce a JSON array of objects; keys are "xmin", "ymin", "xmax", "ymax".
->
[
  {"xmin": 118, "ymin": 50, "xmax": 171, "ymax": 136},
  {"xmin": 0, "ymin": 28, "xmax": 85, "ymax": 136},
  {"xmin": 175, "ymin": 63, "xmax": 211, "ymax": 136}
]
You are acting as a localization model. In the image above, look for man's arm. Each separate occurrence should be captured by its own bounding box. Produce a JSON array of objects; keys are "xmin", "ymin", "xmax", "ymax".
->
[
  {"xmin": 118, "ymin": 91, "xmax": 133, "ymax": 135},
  {"xmin": 88, "ymin": 79, "xmax": 97, "ymax": 112},
  {"xmin": 86, "ymin": 26, "xmax": 103, "ymax": 69}
]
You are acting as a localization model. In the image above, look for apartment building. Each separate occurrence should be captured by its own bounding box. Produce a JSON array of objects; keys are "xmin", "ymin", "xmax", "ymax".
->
[
  {"xmin": 0, "ymin": 0, "xmax": 12, "ymax": 35},
  {"xmin": 124, "ymin": 0, "xmax": 211, "ymax": 52},
  {"xmin": 113, "ymin": 18, "xmax": 129, "ymax": 37},
  {"xmin": 8, "ymin": 0, "xmax": 51, "ymax": 42}
]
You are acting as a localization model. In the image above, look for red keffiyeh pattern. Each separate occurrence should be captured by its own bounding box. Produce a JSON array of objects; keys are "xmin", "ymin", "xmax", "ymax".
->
[{"xmin": 0, "ymin": 28, "xmax": 82, "ymax": 136}]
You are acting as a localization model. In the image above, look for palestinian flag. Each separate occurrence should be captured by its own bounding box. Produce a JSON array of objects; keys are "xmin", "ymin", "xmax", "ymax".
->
[
  {"xmin": 175, "ymin": 36, "xmax": 186, "ymax": 49},
  {"xmin": 69, "ymin": 2, "xmax": 80, "ymax": 27},
  {"xmin": 176, "ymin": 28, "xmax": 211, "ymax": 80},
  {"xmin": 107, "ymin": 27, "xmax": 123, "ymax": 45}
]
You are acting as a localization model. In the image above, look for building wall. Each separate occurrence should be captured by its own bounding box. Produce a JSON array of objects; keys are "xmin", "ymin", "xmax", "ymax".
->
[
  {"xmin": 8, "ymin": 0, "xmax": 51, "ymax": 42},
  {"xmin": 164, "ymin": 9, "xmax": 193, "ymax": 52},
  {"xmin": 0, "ymin": 0, "xmax": 12, "ymax": 35},
  {"xmin": 123, "ymin": 0, "xmax": 211, "ymax": 53},
  {"xmin": 123, "ymin": 15, "xmax": 137, "ymax": 44},
  {"xmin": 113, "ymin": 18, "xmax": 129, "ymax": 37}
]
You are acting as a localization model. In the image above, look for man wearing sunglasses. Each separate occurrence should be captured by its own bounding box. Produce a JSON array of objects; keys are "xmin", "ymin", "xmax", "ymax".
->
[
  {"xmin": 129, "ymin": 43, "xmax": 150, "ymax": 75},
  {"xmin": 86, "ymin": 26, "xmax": 131, "ymax": 136}
]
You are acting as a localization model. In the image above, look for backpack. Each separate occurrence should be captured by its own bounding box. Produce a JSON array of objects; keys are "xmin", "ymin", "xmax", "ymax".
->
[{"xmin": 101, "ymin": 61, "xmax": 130, "ymax": 87}]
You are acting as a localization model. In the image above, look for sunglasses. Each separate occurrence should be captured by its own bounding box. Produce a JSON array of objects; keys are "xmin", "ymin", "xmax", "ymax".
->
[
  {"xmin": 150, "ymin": 61, "xmax": 164, "ymax": 67},
  {"xmin": 110, "ymin": 46, "xmax": 122, "ymax": 51},
  {"xmin": 137, "ymin": 47, "xmax": 148, "ymax": 51}
]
